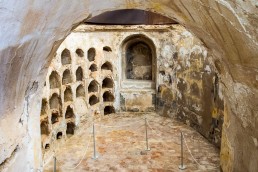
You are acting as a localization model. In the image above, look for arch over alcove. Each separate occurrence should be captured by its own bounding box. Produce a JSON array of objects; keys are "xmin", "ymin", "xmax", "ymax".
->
[
  {"xmin": 61, "ymin": 48, "xmax": 72, "ymax": 65},
  {"xmin": 121, "ymin": 34, "xmax": 156, "ymax": 83},
  {"xmin": 89, "ymin": 64, "xmax": 98, "ymax": 72},
  {"xmin": 103, "ymin": 91, "xmax": 114, "ymax": 102},
  {"xmin": 76, "ymin": 84, "xmax": 85, "ymax": 97},
  {"xmin": 104, "ymin": 106, "xmax": 115, "ymax": 115},
  {"xmin": 49, "ymin": 71, "xmax": 61, "ymax": 89},
  {"xmin": 62, "ymin": 69, "xmax": 72, "ymax": 85},
  {"xmin": 101, "ymin": 61, "xmax": 113, "ymax": 72},
  {"xmin": 89, "ymin": 95, "xmax": 99, "ymax": 106},
  {"xmin": 76, "ymin": 67, "xmax": 83, "ymax": 81},
  {"xmin": 87, "ymin": 48, "xmax": 96, "ymax": 62},
  {"xmin": 65, "ymin": 105, "xmax": 75, "ymax": 119},
  {"xmin": 64, "ymin": 86, "xmax": 73, "ymax": 102},
  {"xmin": 88, "ymin": 80, "xmax": 99, "ymax": 93},
  {"xmin": 102, "ymin": 77, "xmax": 114, "ymax": 89},
  {"xmin": 76, "ymin": 48, "xmax": 84, "ymax": 57}
]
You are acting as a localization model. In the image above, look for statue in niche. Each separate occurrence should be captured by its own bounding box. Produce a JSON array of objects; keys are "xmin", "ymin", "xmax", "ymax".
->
[{"xmin": 126, "ymin": 42, "xmax": 152, "ymax": 80}]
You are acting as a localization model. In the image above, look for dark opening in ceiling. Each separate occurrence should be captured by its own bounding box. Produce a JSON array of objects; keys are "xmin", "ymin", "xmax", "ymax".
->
[{"xmin": 85, "ymin": 9, "xmax": 178, "ymax": 25}]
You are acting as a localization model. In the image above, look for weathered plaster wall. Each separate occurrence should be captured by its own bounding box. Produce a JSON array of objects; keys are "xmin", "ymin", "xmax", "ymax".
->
[
  {"xmin": 0, "ymin": 0, "xmax": 257, "ymax": 171},
  {"xmin": 156, "ymin": 27, "xmax": 224, "ymax": 147}
]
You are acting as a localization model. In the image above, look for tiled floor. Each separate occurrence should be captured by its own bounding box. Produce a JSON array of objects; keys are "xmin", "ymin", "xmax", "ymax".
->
[{"xmin": 44, "ymin": 113, "xmax": 220, "ymax": 172}]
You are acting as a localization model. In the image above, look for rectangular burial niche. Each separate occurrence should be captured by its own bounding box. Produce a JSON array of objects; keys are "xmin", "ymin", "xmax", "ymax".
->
[
  {"xmin": 61, "ymin": 48, "xmax": 72, "ymax": 65},
  {"xmin": 62, "ymin": 69, "xmax": 72, "ymax": 85},
  {"xmin": 89, "ymin": 64, "xmax": 98, "ymax": 72},
  {"xmin": 89, "ymin": 95, "xmax": 99, "ymax": 106},
  {"xmin": 65, "ymin": 105, "xmax": 75, "ymax": 119},
  {"xmin": 40, "ymin": 120, "xmax": 50, "ymax": 135},
  {"xmin": 76, "ymin": 66, "xmax": 83, "ymax": 81},
  {"xmin": 66, "ymin": 122, "xmax": 75, "ymax": 135},
  {"xmin": 49, "ymin": 93, "xmax": 61, "ymax": 110},
  {"xmin": 101, "ymin": 61, "xmax": 113, "ymax": 72},
  {"xmin": 88, "ymin": 80, "xmax": 99, "ymax": 93},
  {"xmin": 49, "ymin": 71, "xmax": 61, "ymax": 89},
  {"xmin": 87, "ymin": 48, "xmax": 96, "ymax": 62},
  {"xmin": 75, "ymin": 48, "xmax": 84, "ymax": 57},
  {"xmin": 104, "ymin": 106, "xmax": 115, "ymax": 115},
  {"xmin": 40, "ymin": 98, "xmax": 48, "ymax": 116},
  {"xmin": 76, "ymin": 84, "xmax": 85, "ymax": 97},
  {"xmin": 103, "ymin": 46, "xmax": 112, "ymax": 52},
  {"xmin": 126, "ymin": 41, "xmax": 152, "ymax": 80},
  {"xmin": 56, "ymin": 132, "xmax": 63, "ymax": 140},
  {"xmin": 51, "ymin": 112, "xmax": 59, "ymax": 124},
  {"xmin": 103, "ymin": 91, "xmax": 115, "ymax": 102},
  {"xmin": 64, "ymin": 86, "xmax": 73, "ymax": 102},
  {"xmin": 102, "ymin": 77, "xmax": 114, "ymax": 89}
]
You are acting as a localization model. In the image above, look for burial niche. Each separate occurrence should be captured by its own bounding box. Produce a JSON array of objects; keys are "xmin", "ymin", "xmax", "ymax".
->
[
  {"xmin": 40, "ymin": 121, "xmax": 50, "ymax": 135},
  {"xmin": 101, "ymin": 61, "xmax": 113, "ymax": 71},
  {"xmin": 87, "ymin": 48, "xmax": 96, "ymax": 62},
  {"xmin": 76, "ymin": 84, "xmax": 85, "ymax": 97},
  {"xmin": 104, "ymin": 106, "xmax": 115, "ymax": 115},
  {"xmin": 49, "ymin": 93, "xmax": 61, "ymax": 109},
  {"xmin": 51, "ymin": 112, "xmax": 59, "ymax": 124},
  {"xmin": 103, "ymin": 91, "xmax": 114, "ymax": 102},
  {"xmin": 76, "ymin": 67, "xmax": 83, "ymax": 81},
  {"xmin": 61, "ymin": 48, "xmax": 72, "ymax": 65},
  {"xmin": 56, "ymin": 132, "xmax": 63, "ymax": 140},
  {"xmin": 40, "ymin": 99, "xmax": 48, "ymax": 116},
  {"xmin": 65, "ymin": 105, "xmax": 75, "ymax": 119},
  {"xmin": 89, "ymin": 64, "xmax": 97, "ymax": 72},
  {"xmin": 126, "ymin": 42, "xmax": 152, "ymax": 80},
  {"xmin": 49, "ymin": 71, "xmax": 61, "ymax": 89},
  {"xmin": 64, "ymin": 86, "xmax": 73, "ymax": 102},
  {"xmin": 103, "ymin": 46, "xmax": 112, "ymax": 52},
  {"xmin": 76, "ymin": 48, "xmax": 84, "ymax": 57},
  {"xmin": 88, "ymin": 80, "xmax": 99, "ymax": 93},
  {"xmin": 89, "ymin": 95, "xmax": 99, "ymax": 106},
  {"xmin": 66, "ymin": 122, "xmax": 75, "ymax": 135},
  {"xmin": 62, "ymin": 69, "xmax": 72, "ymax": 85},
  {"xmin": 102, "ymin": 77, "xmax": 114, "ymax": 89}
]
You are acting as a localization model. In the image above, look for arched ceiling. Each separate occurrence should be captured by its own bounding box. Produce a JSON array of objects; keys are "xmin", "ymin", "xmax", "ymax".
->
[{"xmin": 0, "ymin": 0, "xmax": 257, "ymax": 171}]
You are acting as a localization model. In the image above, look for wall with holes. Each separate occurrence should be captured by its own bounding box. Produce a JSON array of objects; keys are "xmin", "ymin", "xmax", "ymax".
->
[{"xmin": 39, "ymin": 24, "xmax": 223, "ymax": 163}]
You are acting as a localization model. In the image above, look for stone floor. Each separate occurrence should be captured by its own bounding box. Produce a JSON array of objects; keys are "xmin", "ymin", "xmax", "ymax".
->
[{"xmin": 43, "ymin": 113, "xmax": 220, "ymax": 172}]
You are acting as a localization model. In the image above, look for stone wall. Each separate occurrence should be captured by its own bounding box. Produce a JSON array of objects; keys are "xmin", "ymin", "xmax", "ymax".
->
[
  {"xmin": 38, "ymin": 24, "xmax": 223, "ymax": 164},
  {"xmin": 0, "ymin": 1, "xmax": 257, "ymax": 171}
]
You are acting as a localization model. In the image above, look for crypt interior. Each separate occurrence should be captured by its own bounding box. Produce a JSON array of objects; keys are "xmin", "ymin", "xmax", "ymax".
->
[{"xmin": 0, "ymin": 1, "xmax": 258, "ymax": 172}]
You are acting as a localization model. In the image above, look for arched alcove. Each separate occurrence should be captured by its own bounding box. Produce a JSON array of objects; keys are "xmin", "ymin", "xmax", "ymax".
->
[
  {"xmin": 88, "ymin": 80, "xmax": 99, "ymax": 93},
  {"xmin": 76, "ymin": 84, "xmax": 85, "ymax": 97},
  {"xmin": 66, "ymin": 122, "xmax": 75, "ymax": 135},
  {"xmin": 61, "ymin": 48, "xmax": 72, "ymax": 65},
  {"xmin": 122, "ymin": 34, "xmax": 156, "ymax": 83},
  {"xmin": 76, "ymin": 48, "xmax": 84, "ymax": 57},
  {"xmin": 89, "ymin": 95, "xmax": 99, "ymax": 106},
  {"xmin": 103, "ymin": 91, "xmax": 114, "ymax": 102},
  {"xmin": 44, "ymin": 144, "xmax": 50, "ymax": 150},
  {"xmin": 51, "ymin": 112, "xmax": 59, "ymax": 124},
  {"xmin": 49, "ymin": 71, "xmax": 61, "ymax": 89},
  {"xmin": 40, "ymin": 99, "xmax": 48, "ymax": 116},
  {"xmin": 103, "ymin": 46, "xmax": 112, "ymax": 52},
  {"xmin": 76, "ymin": 67, "xmax": 83, "ymax": 81},
  {"xmin": 62, "ymin": 69, "xmax": 72, "ymax": 85},
  {"xmin": 102, "ymin": 78, "xmax": 114, "ymax": 89},
  {"xmin": 56, "ymin": 132, "xmax": 63, "ymax": 140},
  {"xmin": 87, "ymin": 48, "xmax": 96, "ymax": 62},
  {"xmin": 65, "ymin": 105, "xmax": 74, "ymax": 119},
  {"xmin": 40, "ymin": 121, "xmax": 49, "ymax": 135},
  {"xmin": 49, "ymin": 93, "xmax": 60, "ymax": 109},
  {"xmin": 101, "ymin": 61, "xmax": 113, "ymax": 71},
  {"xmin": 64, "ymin": 86, "xmax": 73, "ymax": 102},
  {"xmin": 89, "ymin": 64, "xmax": 97, "ymax": 72},
  {"xmin": 104, "ymin": 106, "xmax": 115, "ymax": 115}
]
